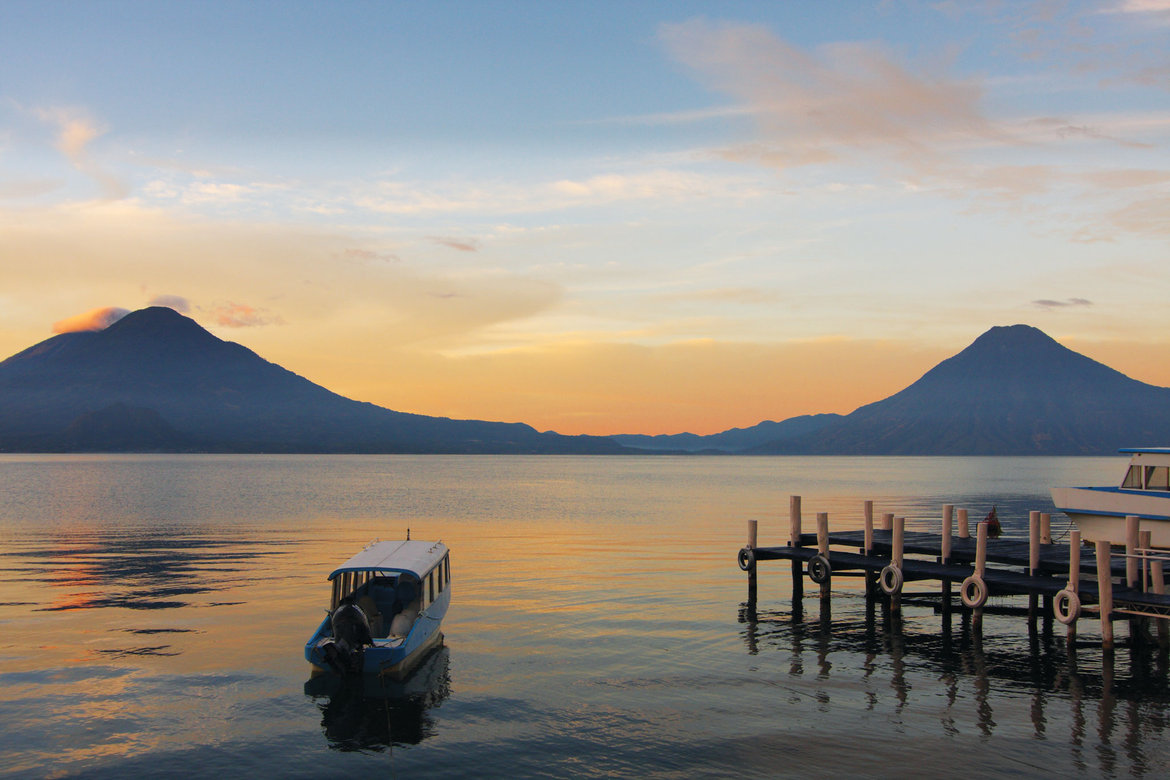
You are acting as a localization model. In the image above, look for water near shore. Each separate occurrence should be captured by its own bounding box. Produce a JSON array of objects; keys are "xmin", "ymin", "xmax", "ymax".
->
[{"xmin": 2, "ymin": 454, "xmax": 1168, "ymax": 777}]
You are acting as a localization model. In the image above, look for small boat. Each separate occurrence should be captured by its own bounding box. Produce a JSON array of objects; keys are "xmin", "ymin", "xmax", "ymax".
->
[
  {"xmin": 1051, "ymin": 448, "xmax": 1170, "ymax": 547},
  {"xmin": 305, "ymin": 539, "xmax": 451, "ymax": 678}
]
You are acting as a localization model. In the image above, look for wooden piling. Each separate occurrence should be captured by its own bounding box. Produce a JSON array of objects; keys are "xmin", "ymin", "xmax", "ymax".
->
[
  {"xmin": 1040, "ymin": 513, "xmax": 1052, "ymax": 545},
  {"xmin": 1096, "ymin": 539, "xmax": 1114, "ymax": 648},
  {"xmin": 747, "ymin": 519, "xmax": 758, "ymax": 600},
  {"xmin": 863, "ymin": 500, "xmax": 874, "ymax": 554},
  {"xmin": 975, "ymin": 521, "xmax": 988, "ymax": 579},
  {"xmin": 1153, "ymin": 558, "xmax": 1168, "ymax": 646},
  {"xmin": 790, "ymin": 496, "xmax": 803, "ymax": 603},
  {"xmin": 817, "ymin": 512, "xmax": 830, "ymax": 599},
  {"xmin": 1065, "ymin": 530, "xmax": 1082, "ymax": 637},
  {"xmin": 789, "ymin": 496, "xmax": 802, "ymax": 546},
  {"xmin": 863, "ymin": 500, "xmax": 876, "ymax": 594},
  {"xmin": 1140, "ymin": 530, "xmax": 1152, "ymax": 591},
  {"xmin": 958, "ymin": 508, "xmax": 969, "ymax": 539},
  {"xmin": 941, "ymin": 504, "xmax": 953, "ymax": 610},
  {"xmin": 1029, "ymin": 511, "xmax": 1041, "ymax": 575},
  {"xmin": 1029, "ymin": 511, "xmax": 1041, "ymax": 622},
  {"xmin": 941, "ymin": 504, "xmax": 953, "ymax": 563},
  {"xmin": 881, "ymin": 512, "xmax": 893, "ymax": 532},
  {"xmin": 891, "ymin": 516, "xmax": 905, "ymax": 610},
  {"xmin": 1126, "ymin": 515, "xmax": 1140, "ymax": 589},
  {"xmin": 892, "ymin": 516, "xmax": 905, "ymax": 570}
]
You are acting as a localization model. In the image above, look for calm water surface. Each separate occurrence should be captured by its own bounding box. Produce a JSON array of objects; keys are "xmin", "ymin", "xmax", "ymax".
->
[{"xmin": 1, "ymin": 454, "xmax": 1167, "ymax": 778}]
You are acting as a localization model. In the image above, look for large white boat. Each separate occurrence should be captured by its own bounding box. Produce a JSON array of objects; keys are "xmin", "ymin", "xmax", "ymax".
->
[
  {"xmin": 1051, "ymin": 448, "xmax": 1170, "ymax": 547},
  {"xmin": 305, "ymin": 539, "xmax": 451, "ymax": 678}
]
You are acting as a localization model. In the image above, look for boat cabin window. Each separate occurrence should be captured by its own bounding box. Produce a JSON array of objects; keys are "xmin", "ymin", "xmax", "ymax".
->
[
  {"xmin": 1123, "ymin": 466, "xmax": 1142, "ymax": 488},
  {"xmin": 1147, "ymin": 466, "xmax": 1170, "ymax": 491}
]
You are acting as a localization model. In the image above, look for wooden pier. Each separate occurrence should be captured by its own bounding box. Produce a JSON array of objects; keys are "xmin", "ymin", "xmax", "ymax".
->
[{"xmin": 740, "ymin": 497, "xmax": 1170, "ymax": 648}]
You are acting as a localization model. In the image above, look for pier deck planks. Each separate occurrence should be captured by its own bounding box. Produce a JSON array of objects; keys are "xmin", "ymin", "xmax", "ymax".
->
[{"xmin": 751, "ymin": 530, "xmax": 1170, "ymax": 614}]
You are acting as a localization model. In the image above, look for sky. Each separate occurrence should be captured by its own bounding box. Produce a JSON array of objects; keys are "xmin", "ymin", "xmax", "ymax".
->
[{"xmin": 2, "ymin": 0, "xmax": 1169, "ymax": 436}]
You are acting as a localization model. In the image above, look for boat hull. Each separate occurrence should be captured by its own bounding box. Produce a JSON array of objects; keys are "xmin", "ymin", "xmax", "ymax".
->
[
  {"xmin": 1051, "ymin": 486, "xmax": 1170, "ymax": 547},
  {"xmin": 306, "ymin": 588, "xmax": 450, "ymax": 679}
]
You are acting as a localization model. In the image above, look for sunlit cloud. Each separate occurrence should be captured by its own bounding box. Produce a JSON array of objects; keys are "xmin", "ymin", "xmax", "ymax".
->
[
  {"xmin": 1032, "ymin": 298, "xmax": 1093, "ymax": 308},
  {"xmin": 1106, "ymin": 0, "xmax": 1170, "ymax": 16},
  {"xmin": 148, "ymin": 294, "xmax": 191, "ymax": 313},
  {"xmin": 430, "ymin": 236, "xmax": 480, "ymax": 252},
  {"xmin": 352, "ymin": 169, "xmax": 758, "ymax": 217},
  {"xmin": 659, "ymin": 19, "xmax": 1004, "ymax": 174},
  {"xmin": 208, "ymin": 302, "xmax": 282, "ymax": 328},
  {"xmin": 51, "ymin": 306, "xmax": 129, "ymax": 333},
  {"xmin": 342, "ymin": 248, "xmax": 399, "ymax": 263},
  {"xmin": 31, "ymin": 107, "xmax": 126, "ymax": 199}
]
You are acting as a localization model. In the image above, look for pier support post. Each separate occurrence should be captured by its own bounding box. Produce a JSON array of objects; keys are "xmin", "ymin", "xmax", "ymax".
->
[
  {"xmin": 891, "ymin": 516, "xmax": 905, "ymax": 611},
  {"xmin": 790, "ymin": 496, "xmax": 804, "ymax": 606},
  {"xmin": 881, "ymin": 512, "xmax": 893, "ymax": 532},
  {"xmin": 975, "ymin": 522, "xmax": 987, "ymax": 580},
  {"xmin": 960, "ymin": 521, "xmax": 991, "ymax": 613},
  {"xmin": 942, "ymin": 504, "xmax": 953, "ymax": 563},
  {"xmin": 1041, "ymin": 513, "xmax": 1052, "ymax": 545},
  {"xmin": 941, "ymin": 504, "xmax": 953, "ymax": 611},
  {"xmin": 863, "ymin": 501, "xmax": 876, "ymax": 595},
  {"xmin": 817, "ymin": 512, "xmax": 831, "ymax": 601},
  {"xmin": 1140, "ymin": 530, "xmax": 1152, "ymax": 588},
  {"xmin": 1065, "ymin": 529, "xmax": 1081, "ymax": 642},
  {"xmin": 747, "ymin": 519, "xmax": 758, "ymax": 603},
  {"xmin": 790, "ymin": 496, "xmax": 802, "ymax": 547},
  {"xmin": 1126, "ymin": 515, "xmax": 1140, "ymax": 590},
  {"xmin": 1152, "ymin": 558, "xmax": 1168, "ymax": 647},
  {"xmin": 864, "ymin": 501, "xmax": 874, "ymax": 554},
  {"xmin": 1096, "ymin": 539, "xmax": 1115, "ymax": 648},
  {"xmin": 1029, "ymin": 511, "xmax": 1041, "ymax": 624},
  {"xmin": 958, "ymin": 508, "xmax": 969, "ymax": 539}
]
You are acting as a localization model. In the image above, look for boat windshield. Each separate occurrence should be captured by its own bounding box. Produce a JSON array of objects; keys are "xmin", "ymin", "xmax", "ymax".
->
[
  {"xmin": 1122, "ymin": 464, "xmax": 1170, "ymax": 491},
  {"xmin": 1123, "ymin": 465, "xmax": 1142, "ymax": 488}
]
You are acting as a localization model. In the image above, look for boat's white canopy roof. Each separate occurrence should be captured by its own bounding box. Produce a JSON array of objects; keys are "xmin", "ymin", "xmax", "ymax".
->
[
  {"xmin": 327, "ymin": 540, "xmax": 447, "ymax": 581},
  {"xmin": 1121, "ymin": 448, "xmax": 1170, "ymax": 455}
]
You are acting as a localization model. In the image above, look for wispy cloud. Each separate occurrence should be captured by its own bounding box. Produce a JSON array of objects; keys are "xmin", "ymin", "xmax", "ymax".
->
[
  {"xmin": 658, "ymin": 19, "xmax": 1004, "ymax": 173},
  {"xmin": 32, "ymin": 107, "xmax": 127, "ymax": 199},
  {"xmin": 430, "ymin": 236, "xmax": 481, "ymax": 252},
  {"xmin": 1032, "ymin": 297, "xmax": 1093, "ymax": 308},
  {"xmin": 149, "ymin": 294, "xmax": 191, "ymax": 313},
  {"xmin": 208, "ymin": 302, "xmax": 282, "ymax": 328},
  {"xmin": 51, "ymin": 306, "xmax": 129, "ymax": 333},
  {"xmin": 1106, "ymin": 0, "xmax": 1170, "ymax": 17}
]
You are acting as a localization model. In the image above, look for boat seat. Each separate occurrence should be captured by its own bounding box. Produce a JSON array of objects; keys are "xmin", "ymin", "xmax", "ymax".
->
[
  {"xmin": 356, "ymin": 594, "xmax": 385, "ymax": 638},
  {"xmin": 389, "ymin": 605, "xmax": 418, "ymax": 637}
]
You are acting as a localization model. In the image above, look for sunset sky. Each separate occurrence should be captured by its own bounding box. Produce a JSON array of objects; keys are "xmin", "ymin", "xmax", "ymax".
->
[{"xmin": 2, "ymin": 1, "xmax": 1169, "ymax": 435}]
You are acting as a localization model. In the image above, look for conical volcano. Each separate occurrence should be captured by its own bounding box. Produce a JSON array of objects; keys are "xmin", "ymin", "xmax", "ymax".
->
[
  {"xmin": 752, "ymin": 325, "xmax": 1170, "ymax": 455},
  {"xmin": 0, "ymin": 307, "xmax": 625, "ymax": 454}
]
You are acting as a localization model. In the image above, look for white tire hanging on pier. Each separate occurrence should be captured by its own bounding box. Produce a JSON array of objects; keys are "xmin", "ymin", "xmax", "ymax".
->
[
  {"xmin": 738, "ymin": 547, "xmax": 755, "ymax": 572},
  {"xmin": 878, "ymin": 564, "xmax": 903, "ymax": 595},
  {"xmin": 960, "ymin": 575, "xmax": 988, "ymax": 609},
  {"xmin": 808, "ymin": 554, "xmax": 831, "ymax": 584},
  {"xmin": 1053, "ymin": 588, "xmax": 1081, "ymax": 625}
]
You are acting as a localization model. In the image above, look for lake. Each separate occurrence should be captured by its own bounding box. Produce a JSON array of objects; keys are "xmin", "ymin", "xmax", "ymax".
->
[{"xmin": 2, "ymin": 454, "xmax": 1168, "ymax": 778}]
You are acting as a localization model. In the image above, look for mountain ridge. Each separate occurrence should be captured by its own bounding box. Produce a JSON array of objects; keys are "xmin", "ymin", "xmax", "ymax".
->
[
  {"xmin": 0, "ymin": 307, "xmax": 627, "ymax": 454},
  {"xmin": 2, "ymin": 312, "xmax": 1166, "ymax": 454}
]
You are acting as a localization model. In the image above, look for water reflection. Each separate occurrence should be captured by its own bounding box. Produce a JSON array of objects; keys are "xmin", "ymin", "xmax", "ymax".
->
[
  {"xmin": 304, "ymin": 645, "xmax": 451, "ymax": 751},
  {"xmin": 740, "ymin": 594, "xmax": 1170, "ymax": 774},
  {"xmin": 0, "ymin": 530, "xmax": 285, "ymax": 614}
]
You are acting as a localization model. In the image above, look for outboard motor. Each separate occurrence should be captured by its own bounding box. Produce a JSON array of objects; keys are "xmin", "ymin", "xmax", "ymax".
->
[{"xmin": 322, "ymin": 598, "xmax": 373, "ymax": 675}]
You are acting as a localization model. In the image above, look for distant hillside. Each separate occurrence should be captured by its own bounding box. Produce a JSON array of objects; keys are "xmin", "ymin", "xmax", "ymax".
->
[
  {"xmin": 0, "ymin": 307, "xmax": 627, "ymax": 454},
  {"xmin": 751, "ymin": 325, "xmax": 1170, "ymax": 455},
  {"xmin": 612, "ymin": 414, "xmax": 842, "ymax": 453}
]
